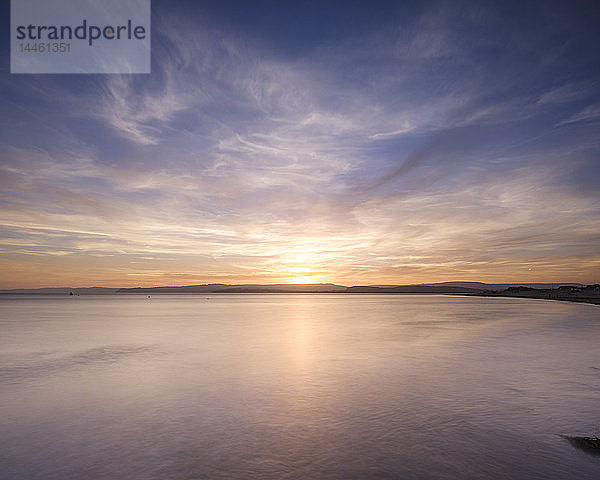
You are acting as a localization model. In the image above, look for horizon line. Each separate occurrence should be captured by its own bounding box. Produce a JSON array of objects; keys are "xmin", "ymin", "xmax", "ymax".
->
[{"xmin": 1, "ymin": 280, "xmax": 595, "ymax": 291}]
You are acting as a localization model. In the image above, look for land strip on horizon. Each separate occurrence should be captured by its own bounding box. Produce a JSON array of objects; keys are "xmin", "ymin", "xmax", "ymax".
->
[{"xmin": 2, "ymin": 282, "xmax": 599, "ymax": 305}]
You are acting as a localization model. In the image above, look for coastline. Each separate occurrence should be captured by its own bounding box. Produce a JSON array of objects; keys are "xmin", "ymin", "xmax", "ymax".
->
[
  {"xmin": 1, "ymin": 289, "xmax": 599, "ymax": 306},
  {"xmin": 467, "ymin": 293, "xmax": 600, "ymax": 306}
]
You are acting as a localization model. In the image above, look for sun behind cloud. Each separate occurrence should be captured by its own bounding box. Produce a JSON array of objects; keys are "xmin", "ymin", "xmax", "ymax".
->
[{"xmin": 290, "ymin": 276, "xmax": 320, "ymax": 285}]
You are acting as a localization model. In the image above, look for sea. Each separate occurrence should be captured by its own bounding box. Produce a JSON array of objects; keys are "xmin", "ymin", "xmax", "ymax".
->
[{"xmin": 1, "ymin": 294, "xmax": 599, "ymax": 479}]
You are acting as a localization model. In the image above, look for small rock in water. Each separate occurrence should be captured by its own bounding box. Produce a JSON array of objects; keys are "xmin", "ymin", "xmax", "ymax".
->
[{"xmin": 562, "ymin": 435, "xmax": 600, "ymax": 455}]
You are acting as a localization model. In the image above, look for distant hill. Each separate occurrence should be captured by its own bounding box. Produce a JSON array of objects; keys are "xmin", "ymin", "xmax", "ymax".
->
[
  {"xmin": 346, "ymin": 285, "xmax": 482, "ymax": 294},
  {"xmin": 0, "ymin": 287, "xmax": 118, "ymax": 294},
  {"xmin": 116, "ymin": 283, "xmax": 348, "ymax": 294},
  {"xmin": 1, "ymin": 283, "xmax": 595, "ymax": 305},
  {"xmin": 115, "ymin": 282, "xmax": 584, "ymax": 295},
  {"xmin": 368, "ymin": 282, "xmax": 584, "ymax": 291},
  {"xmin": 419, "ymin": 281, "xmax": 584, "ymax": 291}
]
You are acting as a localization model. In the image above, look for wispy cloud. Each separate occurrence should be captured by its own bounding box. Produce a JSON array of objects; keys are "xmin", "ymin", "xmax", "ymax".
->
[
  {"xmin": 537, "ymin": 82, "xmax": 595, "ymax": 105},
  {"xmin": 559, "ymin": 103, "xmax": 600, "ymax": 126},
  {"xmin": 1, "ymin": 1, "xmax": 599, "ymax": 287}
]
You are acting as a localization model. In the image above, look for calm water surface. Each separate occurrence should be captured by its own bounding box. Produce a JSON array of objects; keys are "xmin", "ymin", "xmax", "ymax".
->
[{"xmin": 1, "ymin": 294, "xmax": 599, "ymax": 479}]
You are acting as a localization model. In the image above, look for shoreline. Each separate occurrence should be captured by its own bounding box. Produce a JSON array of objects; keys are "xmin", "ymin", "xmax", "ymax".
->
[
  {"xmin": 466, "ymin": 293, "xmax": 600, "ymax": 306},
  {"xmin": 1, "ymin": 291, "xmax": 599, "ymax": 306}
]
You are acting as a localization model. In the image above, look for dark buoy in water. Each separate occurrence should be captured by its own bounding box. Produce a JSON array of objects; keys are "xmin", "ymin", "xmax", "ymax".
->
[
  {"xmin": 147, "ymin": 295, "xmax": 151, "ymax": 298},
  {"xmin": 69, "ymin": 291, "xmax": 74, "ymax": 296}
]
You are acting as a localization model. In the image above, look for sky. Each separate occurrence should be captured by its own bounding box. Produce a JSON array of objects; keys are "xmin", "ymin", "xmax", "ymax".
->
[{"xmin": 1, "ymin": 0, "xmax": 599, "ymax": 288}]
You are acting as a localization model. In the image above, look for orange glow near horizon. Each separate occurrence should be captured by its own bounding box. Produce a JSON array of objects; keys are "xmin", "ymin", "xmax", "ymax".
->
[
  {"xmin": 1, "ymin": 251, "xmax": 598, "ymax": 289},
  {"xmin": 289, "ymin": 276, "xmax": 322, "ymax": 285}
]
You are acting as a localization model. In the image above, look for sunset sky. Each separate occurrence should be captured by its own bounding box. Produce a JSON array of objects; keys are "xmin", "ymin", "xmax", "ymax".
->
[{"xmin": 1, "ymin": 0, "xmax": 599, "ymax": 288}]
